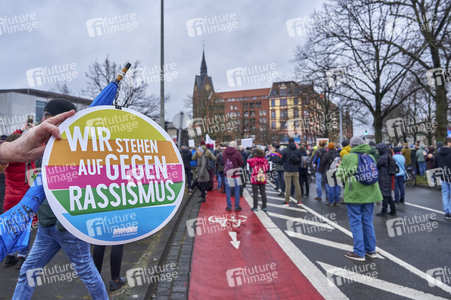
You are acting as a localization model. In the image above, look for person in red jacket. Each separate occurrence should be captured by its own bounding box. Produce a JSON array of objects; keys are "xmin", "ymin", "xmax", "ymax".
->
[
  {"xmin": 247, "ymin": 148, "xmax": 269, "ymax": 211},
  {"xmin": 3, "ymin": 133, "xmax": 36, "ymax": 268}
]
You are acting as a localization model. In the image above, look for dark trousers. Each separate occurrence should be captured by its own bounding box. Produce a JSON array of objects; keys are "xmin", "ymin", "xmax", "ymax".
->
[
  {"xmin": 299, "ymin": 174, "xmax": 309, "ymax": 195},
  {"xmin": 198, "ymin": 181, "xmax": 207, "ymax": 199},
  {"xmin": 219, "ymin": 171, "xmax": 225, "ymax": 190},
  {"xmin": 185, "ymin": 168, "xmax": 192, "ymax": 189},
  {"xmin": 252, "ymin": 184, "xmax": 267, "ymax": 209},
  {"xmin": 381, "ymin": 196, "xmax": 396, "ymax": 213},
  {"xmin": 93, "ymin": 245, "xmax": 124, "ymax": 280}
]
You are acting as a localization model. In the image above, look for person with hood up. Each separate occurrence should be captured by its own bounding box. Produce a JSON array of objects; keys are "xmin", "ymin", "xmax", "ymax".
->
[
  {"xmin": 222, "ymin": 141, "xmax": 244, "ymax": 211},
  {"xmin": 247, "ymin": 148, "xmax": 269, "ymax": 211},
  {"xmin": 312, "ymin": 141, "xmax": 327, "ymax": 201},
  {"xmin": 336, "ymin": 136, "xmax": 382, "ymax": 261},
  {"xmin": 194, "ymin": 146, "xmax": 210, "ymax": 203},
  {"xmin": 375, "ymin": 143, "xmax": 396, "ymax": 216},
  {"xmin": 433, "ymin": 138, "xmax": 451, "ymax": 219},
  {"xmin": 416, "ymin": 145, "xmax": 426, "ymax": 176},
  {"xmin": 281, "ymin": 138, "xmax": 303, "ymax": 206},
  {"xmin": 393, "ymin": 146, "xmax": 406, "ymax": 203}
]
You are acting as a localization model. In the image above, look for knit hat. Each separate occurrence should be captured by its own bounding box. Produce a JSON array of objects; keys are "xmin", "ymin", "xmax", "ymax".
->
[
  {"xmin": 341, "ymin": 140, "xmax": 349, "ymax": 147},
  {"xmin": 393, "ymin": 146, "xmax": 402, "ymax": 153},
  {"xmin": 350, "ymin": 136, "xmax": 364, "ymax": 148},
  {"xmin": 229, "ymin": 141, "xmax": 237, "ymax": 147},
  {"xmin": 44, "ymin": 99, "xmax": 76, "ymax": 116},
  {"xmin": 328, "ymin": 142, "xmax": 335, "ymax": 149}
]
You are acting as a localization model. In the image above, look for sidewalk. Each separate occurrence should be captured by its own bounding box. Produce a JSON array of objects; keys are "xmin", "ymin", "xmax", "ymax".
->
[{"xmin": 188, "ymin": 186, "xmax": 323, "ymax": 299}]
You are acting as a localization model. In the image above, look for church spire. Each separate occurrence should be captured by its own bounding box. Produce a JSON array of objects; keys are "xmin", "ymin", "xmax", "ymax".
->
[{"xmin": 200, "ymin": 48, "xmax": 207, "ymax": 77}]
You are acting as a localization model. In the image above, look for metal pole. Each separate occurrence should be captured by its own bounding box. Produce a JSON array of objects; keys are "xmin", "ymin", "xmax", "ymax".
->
[
  {"xmin": 178, "ymin": 112, "xmax": 184, "ymax": 148},
  {"xmin": 159, "ymin": 0, "xmax": 165, "ymax": 128},
  {"xmin": 339, "ymin": 105, "xmax": 343, "ymax": 144}
]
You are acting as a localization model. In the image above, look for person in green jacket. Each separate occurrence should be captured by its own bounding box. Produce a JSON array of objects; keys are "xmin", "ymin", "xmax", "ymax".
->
[
  {"xmin": 336, "ymin": 136, "xmax": 382, "ymax": 262},
  {"xmin": 416, "ymin": 145, "xmax": 426, "ymax": 176}
]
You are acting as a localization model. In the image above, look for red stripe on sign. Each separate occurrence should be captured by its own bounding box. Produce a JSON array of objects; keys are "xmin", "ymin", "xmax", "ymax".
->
[
  {"xmin": 45, "ymin": 164, "xmax": 183, "ymax": 190},
  {"xmin": 188, "ymin": 186, "xmax": 323, "ymax": 299}
]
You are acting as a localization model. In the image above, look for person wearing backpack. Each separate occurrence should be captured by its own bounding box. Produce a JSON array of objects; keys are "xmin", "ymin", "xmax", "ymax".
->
[
  {"xmin": 281, "ymin": 138, "xmax": 302, "ymax": 206},
  {"xmin": 433, "ymin": 137, "xmax": 451, "ymax": 219},
  {"xmin": 222, "ymin": 141, "xmax": 244, "ymax": 211},
  {"xmin": 322, "ymin": 142, "xmax": 341, "ymax": 206},
  {"xmin": 274, "ymin": 145, "xmax": 285, "ymax": 196},
  {"xmin": 336, "ymin": 136, "xmax": 382, "ymax": 261},
  {"xmin": 247, "ymin": 148, "xmax": 269, "ymax": 212},
  {"xmin": 192, "ymin": 142, "xmax": 216, "ymax": 192},
  {"xmin": 312, "ymin": 142, "xmax": 327, "ymax": 201},
  {"xmin": 393, "ymin": 147, "xmax": 406, "ymax": 203},
  {"xmin": 215, "ymin": 148, "xmax": 226, "ymax": 193},
  {"xmin": 298, "ymin": 146, "xmax": 310, "ymax": 197},
  {"xmin": 375, "ymin": 143, "xmax": 397, "ymax": 216}
]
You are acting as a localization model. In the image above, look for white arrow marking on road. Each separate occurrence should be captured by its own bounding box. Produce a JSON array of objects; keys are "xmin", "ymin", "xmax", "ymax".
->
[
  {"xmin": 229, "ymin": 231, "xmax": 240, "ymax": 249},
  {"xmin": 268, "ymin": 211, "xmax": 335, "ymax": 231},
  {"xmin": 318, "ymin": 261, "xmax": 449, "ymax": 300},
  {"xmin": 285, "ymin": 230, "xmax": 385, "ymax": 259}
]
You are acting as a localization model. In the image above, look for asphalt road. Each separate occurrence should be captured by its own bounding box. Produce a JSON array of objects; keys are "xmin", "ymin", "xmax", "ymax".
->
[{"xmin": 247, "ymin": 181, "xmax": 451, "ymax": 300}]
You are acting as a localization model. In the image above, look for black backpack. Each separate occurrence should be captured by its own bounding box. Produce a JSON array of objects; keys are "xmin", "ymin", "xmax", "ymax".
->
[
  {"xmin": 289, "ymin": 150, "xmax": 301, "ymax": 165},
  {"xmin": 388, "ymin": 155, "xmax": 399, "ymax": 175}
]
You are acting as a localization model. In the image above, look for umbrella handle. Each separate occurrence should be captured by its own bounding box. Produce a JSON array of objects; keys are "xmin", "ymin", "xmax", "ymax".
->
[{"xmin": 114, "ymin": 63, "xmax": 131, "ymax": 84}]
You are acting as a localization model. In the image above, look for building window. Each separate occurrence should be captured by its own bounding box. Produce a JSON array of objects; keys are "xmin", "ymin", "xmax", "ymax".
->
[
  {"xmin": 249, "ymin": 103, "xmax": 255, "ymax": 109},
  {"xmin": 243, "ymin": 103, "xmax": 248, "ymax": 109},
  {"xmin": 304, "ymin": 110, "xmax": 309, "ymax": 116},
  {"xmin": 304, "ymin": 97, "xmax": 309, "ymax": 105},
  {"xmin": 256, "ymin": 102, "xmax": 261, "ymax": 108},
  {"xmin": 280, "ymin": 121, "xmax": 287, "ymax": 129},
  {"xmin": 250, "ymin": 111, "xmax": 255, "ymax": 117},
  {"xmin": 294, "ymin": 98, "xmax": 298, "ymax": 105},
  {"xmin": 280, "ymin": 89, "xmax": 287, "ymax": 96},
  {"xmin": 36, "ymin": 100, "xmax": 47, "ymax": 121},
  {"xmin": 271, "ymin": 110, "xmax": 276, "ymax": 118},
  {"xmin": 294, "ymin": 109, "xmax": 299, "ymax": 118},
  {"xmin": 280, "ymin": 99, "xmax": 287, "ymax": 106},
  {"xmin": 280, "ymin": 110, "xmax": 288, "ymax": 118},
  {"xmin": 244, "ymin": 111, "xmax": 249, "ymax": 117},
  {"xmin": 271, "ymin": 99, "xmax": 275, "ymax": 106},
  {"xmin": 271, "ymin": 121, "xmax": 276, "ymax": 129}
]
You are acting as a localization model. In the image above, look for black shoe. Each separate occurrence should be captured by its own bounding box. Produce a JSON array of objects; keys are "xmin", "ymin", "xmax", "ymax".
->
[
  {"xmin": 198, "ymin": 198, "xmax": 206, "ymax": 203},
  {"xmin": 400, "ymin": 198, "xmax": 404, "ymax": 203},
  {"xmin": 389, "ymin": 211, "xmax": 397, "ymax": 216},
  {"xmin": 278, "ymin": 192, "xmax": 284, "ymax": 196},
  {"xmin": 376, "ymin": 212, "xmax": 387, "ymax": 217},
  {"xmin": 445, "ymin": 213, "xmax": 451, "ymax": 220},
  {"xmin": 110, "ymin": 277, "xmax": 126, "ymax": 291},
  {"xmin": 4, "ymin": 255, "xmax": 18, "ymax": 267},
  {"xmin": 220, "ymin": 190, "xmax": 226, "ymax": 193},
  {"xmin": 235, "ymin": 207, "xmax": 242, "ymax": 211},
  {"xmin": 16, "ymin": 257, "xmax": 25, "ymax": 269},
  {"xmin": 344, "ymin": 252, "xmax": 365, "ymax": 262},
  {"xmin": 226, "ymin": 207, "xmax": 232, "ymax": 211}
]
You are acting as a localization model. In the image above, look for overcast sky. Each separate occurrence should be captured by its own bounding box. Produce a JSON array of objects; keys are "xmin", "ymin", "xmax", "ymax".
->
[{"xmin": 1, "ymin": 0, "xmax": 327, "ymax": 124}]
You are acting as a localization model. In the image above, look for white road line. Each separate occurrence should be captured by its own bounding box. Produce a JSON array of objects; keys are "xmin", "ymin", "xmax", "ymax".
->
[
  {"xmin": 318, "ymin": 261, "xmax": 449, "ymax": 300},
  {"xmin": 268, "ymin": 212, "xmax": 335, "ymax": 231},
  {"xmin": 243, "ymin": 189, "xmax": 348, "ymax": 300},
  {"xmin": 404, "ymin": 202, "xmax": 445, "ymax": 215},
  {"xmin": 265, "ymin": 202, "xmax": 308, "ymax": 213},
  {"xmin": 265, "ymin": 182, "xmax": 451, "ymax": 296}
]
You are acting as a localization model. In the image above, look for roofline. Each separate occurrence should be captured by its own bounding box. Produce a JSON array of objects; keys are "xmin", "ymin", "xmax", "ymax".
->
[{"xmin": 0, "ymin": 88, "xmax": 93, "ymax": 105}]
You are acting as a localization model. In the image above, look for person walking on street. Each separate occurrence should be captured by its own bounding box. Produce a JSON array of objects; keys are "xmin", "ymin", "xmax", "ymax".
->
[
  {"xmin": 393, "ymin": 147, "xmax": 406, "ymax": 203},
  {"xmin": 215, "ymin": 148, "xmax": 226, "ymax": 193},
  {"xmin": 193, "ymin": 147, "xmax": 210, "ymax": 203},
  {"xmin": 298, "ymin": 146, "xmax": 310, "ymax": 197},
  {"xmin": 181, "ymin": 146, "xmax": 193, "ymax": 192},
  {"xmin": 321, "ymin": 142, "xmax": 341, "ymax": 206},
  {"xmin": 282, "ymin": 138, "xmax": 302, "ymax": 206},
  {"xmin": 312, "ymin": 141, "xmax": 327, "ymax": 201},
  {"xmin": 274, "ymin": 145, "xmax": 285, "ymax": 196},
  {"xmin": 336, "ymin": 136, "xmax": 382, "ymax": 261},
  {"xmin": 416, "ymin": 145, "xmax": 426, "ymax": 176},
  {"xmin": 247, "ymin": 148, "xmax": 269, "ymax": 211},
  {"xmin": 222, "ymin": 141, "xmax": 244, "ymax": 211},
  {"xmin": 433, "ymin": 138, "xmax": 451, "ymax": 219},
  {"xmin": 375, "ymin": 143, "xmax": 396, "ymax": 216}
]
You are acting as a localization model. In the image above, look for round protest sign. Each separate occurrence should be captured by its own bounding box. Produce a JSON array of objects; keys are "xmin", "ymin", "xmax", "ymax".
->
[{"xmin": 42, "ymin": 106, "xmax": 185, "ymax": 245}]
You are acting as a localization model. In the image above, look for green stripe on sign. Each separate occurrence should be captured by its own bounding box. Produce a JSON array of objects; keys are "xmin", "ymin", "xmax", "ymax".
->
[{"xmin": 52, "ymin": 182, "xmax": 183, "ymax": 216}]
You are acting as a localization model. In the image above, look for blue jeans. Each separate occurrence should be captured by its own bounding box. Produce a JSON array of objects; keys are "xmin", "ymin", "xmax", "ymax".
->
[
  {"xmin": 225, "ymin": 177, "xmax": 241, "ymax": 208},
  {"xmin": 441, "ymin": 182, "xmax": 451, "ymax": 214},
  {"xmin": 327, "ymin": 185, "xmax": 341, "ymax": 204},
  {"xmin": 277, "ymin": 171, "xmax": 285, "ymax": 192},
  {"xmin": 418, "ymin": 162, "xmax": 426, "ymax": 176},
  {"xmin": 315, "ymin": 172, "xmax": 323, "ymax": 198},
  {"xmin": 394, "ymin": 176, "xmax": 405, "ymax": 201},
  {"xmin": 346, "ymin": 203, "xmax": 376, "ymax": 257},
  {"xmin": 13, "ymin": 225, "xmax": 108, "ymax": 300},
  {"xmin": 217, "ymin": 171, "xmax": 222, "ymax": 188}
]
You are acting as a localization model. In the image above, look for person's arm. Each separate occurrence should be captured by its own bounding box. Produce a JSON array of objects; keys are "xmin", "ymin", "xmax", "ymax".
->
[{"xmin": 0, "ymin": 110, "xmax": 75, "ymax": 163}]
